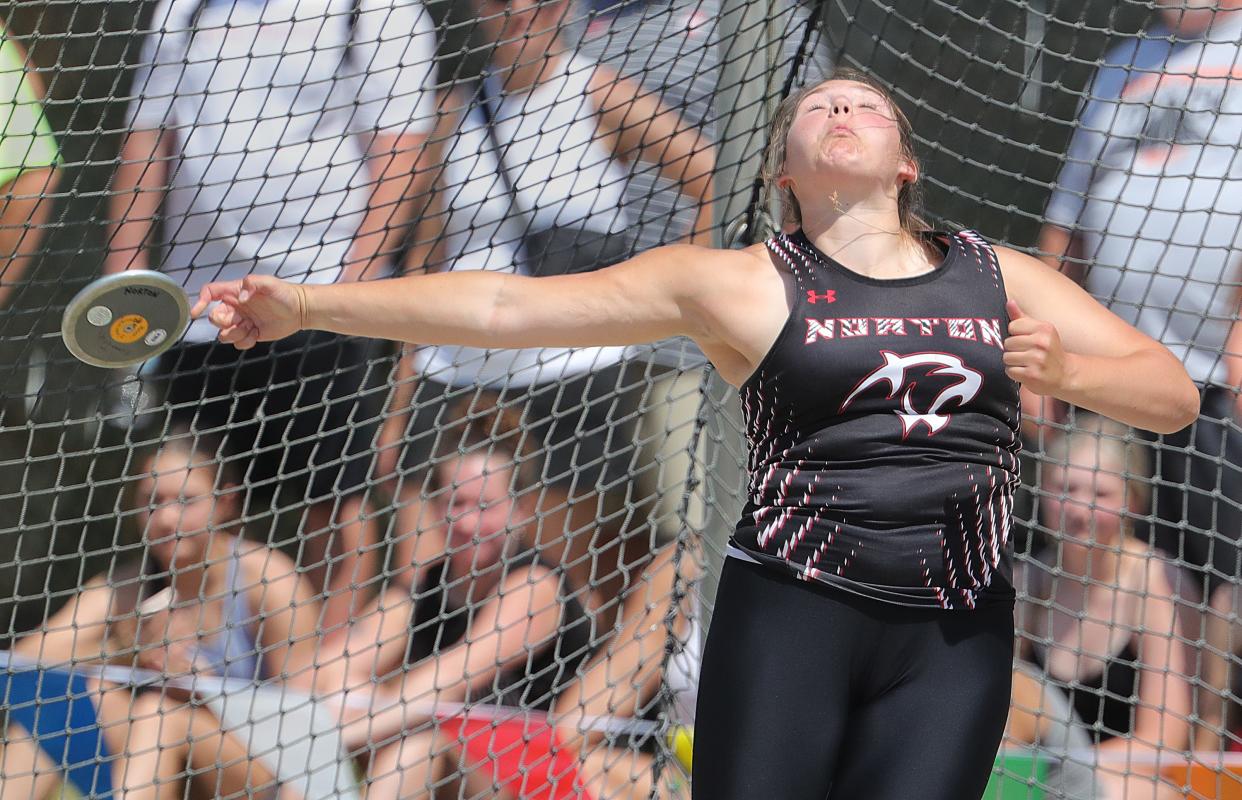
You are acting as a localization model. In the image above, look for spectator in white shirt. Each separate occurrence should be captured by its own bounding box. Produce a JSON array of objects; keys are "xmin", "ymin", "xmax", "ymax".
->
[
  {"xmin": 1035, "ymin": 1, "xmax": 1242, "ymax": 605},
  {"xmin": 105, "ymin": 0, "xmax": 439, "ymax": 629},
  {"xmin": 373, "ymin": 0, "xmax": 715, "ymax": 620}
]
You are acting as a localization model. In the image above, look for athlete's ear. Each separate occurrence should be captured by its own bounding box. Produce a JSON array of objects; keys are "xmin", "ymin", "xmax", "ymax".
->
[{"xmin": 897, "ymin": 158, "xmax": 917, "ymax": 188}]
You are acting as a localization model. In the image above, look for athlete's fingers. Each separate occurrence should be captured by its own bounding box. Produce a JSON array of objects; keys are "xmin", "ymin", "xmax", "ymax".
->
[
  {"xmin": 1002, "ymin": 333, "xmax": 1051, "ymax": 353},
  {"xmin": 1005, "ymin": 316, "xmax": 1049, "ymax": 337},
  {"xmin": 216, "ymin": 323, "xmax": 244, "ymax": 344},
  {"xmin": 1005, "ymin": 366, "xmax": 1034, "ymax": 386},
  {"xmin": 239, "ymin": 273, "xmax": 278, "ymax": 304},
  {"xmin": 218, "ymin": 321, "xmax": 257, "ymax": 349},
  {"xmin": 1002, "ymin": 351, "xmax": 1045, "ymax": 369},
  {"xmin": 239, "ymin": 321, "xmax": 260, "ymax": 349},
  {"xmin": 1006, "ymin": 371, "xmax": 1049, "ymax": 394},
  {"xmin": 209, "ymin": 303, "xmax": 242, "ymax": 329},
  {"xmin": 1005, "ymin": 320, "xmax": 1061, "ymax": 350},
  {"xmin": 239, "ymin": 274, "xmax": 262, "ymax": 304},
  {"xmin": 1002, "ymin": 334, "xmax": 1034, "ymax": 352},
  {"xmin": 192, "ymin": 280, "xmax": 242, "ymax": 318}
]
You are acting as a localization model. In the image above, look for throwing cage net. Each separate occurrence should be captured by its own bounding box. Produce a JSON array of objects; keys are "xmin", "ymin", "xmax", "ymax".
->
[{"xmin": 0, "ymin": 0, "xmax": 1238, "ymax": 798}]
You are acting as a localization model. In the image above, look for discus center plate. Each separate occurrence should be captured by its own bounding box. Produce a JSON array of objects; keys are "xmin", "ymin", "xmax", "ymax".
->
[{"xmin": 62, "ymin": 272, "xmax": 191, "ymax": 368}]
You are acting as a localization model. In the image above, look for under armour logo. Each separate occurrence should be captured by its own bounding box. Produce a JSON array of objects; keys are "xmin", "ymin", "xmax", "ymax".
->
[
  {"xmin": 806, "ymin": 290, "xmax": 837, "ymax": 304},
  {"xmin": 840, "ymin": 351, "xmax": 983, "ymax": 437}
]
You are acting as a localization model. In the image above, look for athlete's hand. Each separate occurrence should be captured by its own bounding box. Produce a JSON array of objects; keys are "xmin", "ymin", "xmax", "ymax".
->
[
  {"xmin": 192, "ymin": 275, "xmax": 307, "ymax": 350},
  {"xmin": 1003, "ymin": 300, "xmax": 1070, "ymax": 396}
]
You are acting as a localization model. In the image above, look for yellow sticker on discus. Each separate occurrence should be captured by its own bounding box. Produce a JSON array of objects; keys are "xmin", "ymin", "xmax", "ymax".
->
[{"xmin": 111, "ymin": 314, "xmax": 149, "ymax": 344}]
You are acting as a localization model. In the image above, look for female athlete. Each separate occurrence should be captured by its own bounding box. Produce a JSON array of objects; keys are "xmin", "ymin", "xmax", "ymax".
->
[{"xmin": 193, "ymin": 69, "xmax": 1199, "ymax": 799}]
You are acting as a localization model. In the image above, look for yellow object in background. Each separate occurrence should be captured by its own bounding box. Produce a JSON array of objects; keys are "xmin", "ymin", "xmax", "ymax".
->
[{"xmin": 667, "ymin": 725, "xmax": 693, "ymax": 771}]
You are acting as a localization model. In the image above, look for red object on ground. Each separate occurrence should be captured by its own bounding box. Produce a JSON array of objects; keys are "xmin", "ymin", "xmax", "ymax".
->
[{"xmin": 437, "ymin": 715, "xmax": 591, "ymax": 800}]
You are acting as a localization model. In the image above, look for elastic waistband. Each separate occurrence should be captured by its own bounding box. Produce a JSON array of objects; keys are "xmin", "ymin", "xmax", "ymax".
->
[{"xmin": 725, "ymin": 544, "xmax": 762, "ymax": 565}]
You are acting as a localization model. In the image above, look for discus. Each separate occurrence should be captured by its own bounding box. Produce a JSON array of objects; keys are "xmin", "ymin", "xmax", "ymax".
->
[{"xmin": 61, "ymin": 272, "xmax": 191, "ymax": 369}]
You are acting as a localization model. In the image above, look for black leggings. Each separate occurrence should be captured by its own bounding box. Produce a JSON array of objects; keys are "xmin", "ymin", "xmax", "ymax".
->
[{"xmin": 692, "ymin": 557, "xmax": 1014, "ymax": 800}]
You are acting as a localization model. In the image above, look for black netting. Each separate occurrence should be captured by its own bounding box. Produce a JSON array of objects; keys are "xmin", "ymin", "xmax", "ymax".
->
[{"xmin": 0, "ymin": 1, "xmax": 1239, "ymax": 798}]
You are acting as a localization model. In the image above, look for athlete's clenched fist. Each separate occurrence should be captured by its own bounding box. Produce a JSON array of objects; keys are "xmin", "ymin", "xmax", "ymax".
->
[
  {"xmin": 1003, "ymin": 299, "xmax": 1069, "ymax": 396},
  {"xmin": 192, "ymin": 274, "xmax": 307, "ymax": 350}
]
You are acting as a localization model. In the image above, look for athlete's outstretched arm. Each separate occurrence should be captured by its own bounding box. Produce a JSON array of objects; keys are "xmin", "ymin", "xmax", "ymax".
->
[
  {"xmin": 996, "ymin": 247, "xmax": 1199, "ymax": 434},
  {"xmin": 193, "ymin": 244, "xmax": 726, "ymax": 351}
]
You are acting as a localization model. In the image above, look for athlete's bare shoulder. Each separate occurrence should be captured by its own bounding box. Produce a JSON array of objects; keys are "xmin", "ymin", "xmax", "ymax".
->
[
  {"xmin": 647, "ymin": 242, "xmax": 784, "ymax": 311},
  {"xmin": 657, "ymin": 240, "xmax": 793, "ymax": 386},
  {"xmin": 707, "ymin": 239, "xmax": 786, "ymax": 286},
  {"xmin": 622, "ymin": 242, "xmax": 776, "ymax": 300}
]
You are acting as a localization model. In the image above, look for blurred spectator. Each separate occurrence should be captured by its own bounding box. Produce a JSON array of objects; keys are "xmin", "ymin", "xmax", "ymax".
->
[
  {"xmin": 330, "ymin": 396, "xmax": 593, "ymax": 799},
  {"xmin": 375, "ymin": 0, "xmax": 715, "ymax": 617},
  {"xmin": 1017, "ymin": 415, "xmax": 1189, "ymax": 800},
  {"xmin": 1005, "ymin": 660, "xmax": 1103, "ymax": 800},
  {"xmin": 0, "ymin": 24, "xmax": 59, "ymax": 309},
  {"xmin": 16, "ymin": 427, "xmax": 321, "ymax": 685},
  {"xmin": 551, "ymin": 543, "xmax": 700, "ymax": 799},
  {"xmin": 105, "ymin": 0, "xmax": 439, "ymax": 630},
  {"xmin": 0, "ymin": 684, "xmax": 285, "ymax": 800},
  {"xmin": 1036, "ymin": 0, "xmax": 1242, "ymax": 604},
  {"xmin": 10, "ymin": 428, "xmax": 321, "ymax": 799},
  {"xmin": 574, "ymin": 0, "xmax": 828, "ymax": 253}
]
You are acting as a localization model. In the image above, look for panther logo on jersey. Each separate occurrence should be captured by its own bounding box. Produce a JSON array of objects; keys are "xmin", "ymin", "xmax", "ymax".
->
[{"xmin": 840, "ymin": 351, "xmax": 983, "ymax": 437}]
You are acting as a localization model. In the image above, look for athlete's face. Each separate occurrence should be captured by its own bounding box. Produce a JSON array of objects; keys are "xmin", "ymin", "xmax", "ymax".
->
[
  {"xmin": 779, "ymin": 80, "xmax": 916, "ymax": 203},
  {"xmin": 137, "ymin": 451, "xmax": 235, "ymax": 569},
  {"xmin": 435, "ymin": 454, "xmax": 517, "ymax": 577},
  {"xmin": 1041, "ymin": 445, "xmax": 1129, "ymax": 552}
]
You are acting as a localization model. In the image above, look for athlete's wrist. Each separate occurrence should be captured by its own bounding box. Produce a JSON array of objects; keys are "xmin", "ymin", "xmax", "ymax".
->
[{"xmin": 295, "ymin": 284, "xmax": 312, "ymax": 332}]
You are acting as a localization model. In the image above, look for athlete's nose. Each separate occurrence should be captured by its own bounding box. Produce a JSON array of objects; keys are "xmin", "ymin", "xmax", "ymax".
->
[{"xmin": 828, "ymin": 95, "xmax": 853, "ymax": 118}]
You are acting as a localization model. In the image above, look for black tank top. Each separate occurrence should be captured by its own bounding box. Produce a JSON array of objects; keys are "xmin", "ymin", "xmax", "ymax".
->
[
  {"xmin": 731, "ymin": 229, "xmax": 1022, "ymax": 609},
  {"xmin": 1032, "ymin": 641, "xmax": 1139, "ymax": 742},
  {"xmin": 406, "ymin": 550, "xmax": 593, "ymax": 710}
]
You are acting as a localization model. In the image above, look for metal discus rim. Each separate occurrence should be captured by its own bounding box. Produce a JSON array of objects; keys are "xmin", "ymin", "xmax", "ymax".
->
[{"xmin": 61, "ymin": 271, "xmax": 191, "ymax": 369}]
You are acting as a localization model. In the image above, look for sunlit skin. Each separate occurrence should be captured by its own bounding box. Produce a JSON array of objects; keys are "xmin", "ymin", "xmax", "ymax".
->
[{"xmin": 780, "ymin": 82, "xmax": 916, "ymax": 223}]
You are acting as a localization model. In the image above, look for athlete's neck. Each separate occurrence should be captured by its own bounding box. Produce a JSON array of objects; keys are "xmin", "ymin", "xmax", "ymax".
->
[{"xmin": 799, "ymin": 196, "xmax": 934, "ymax": 279}]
